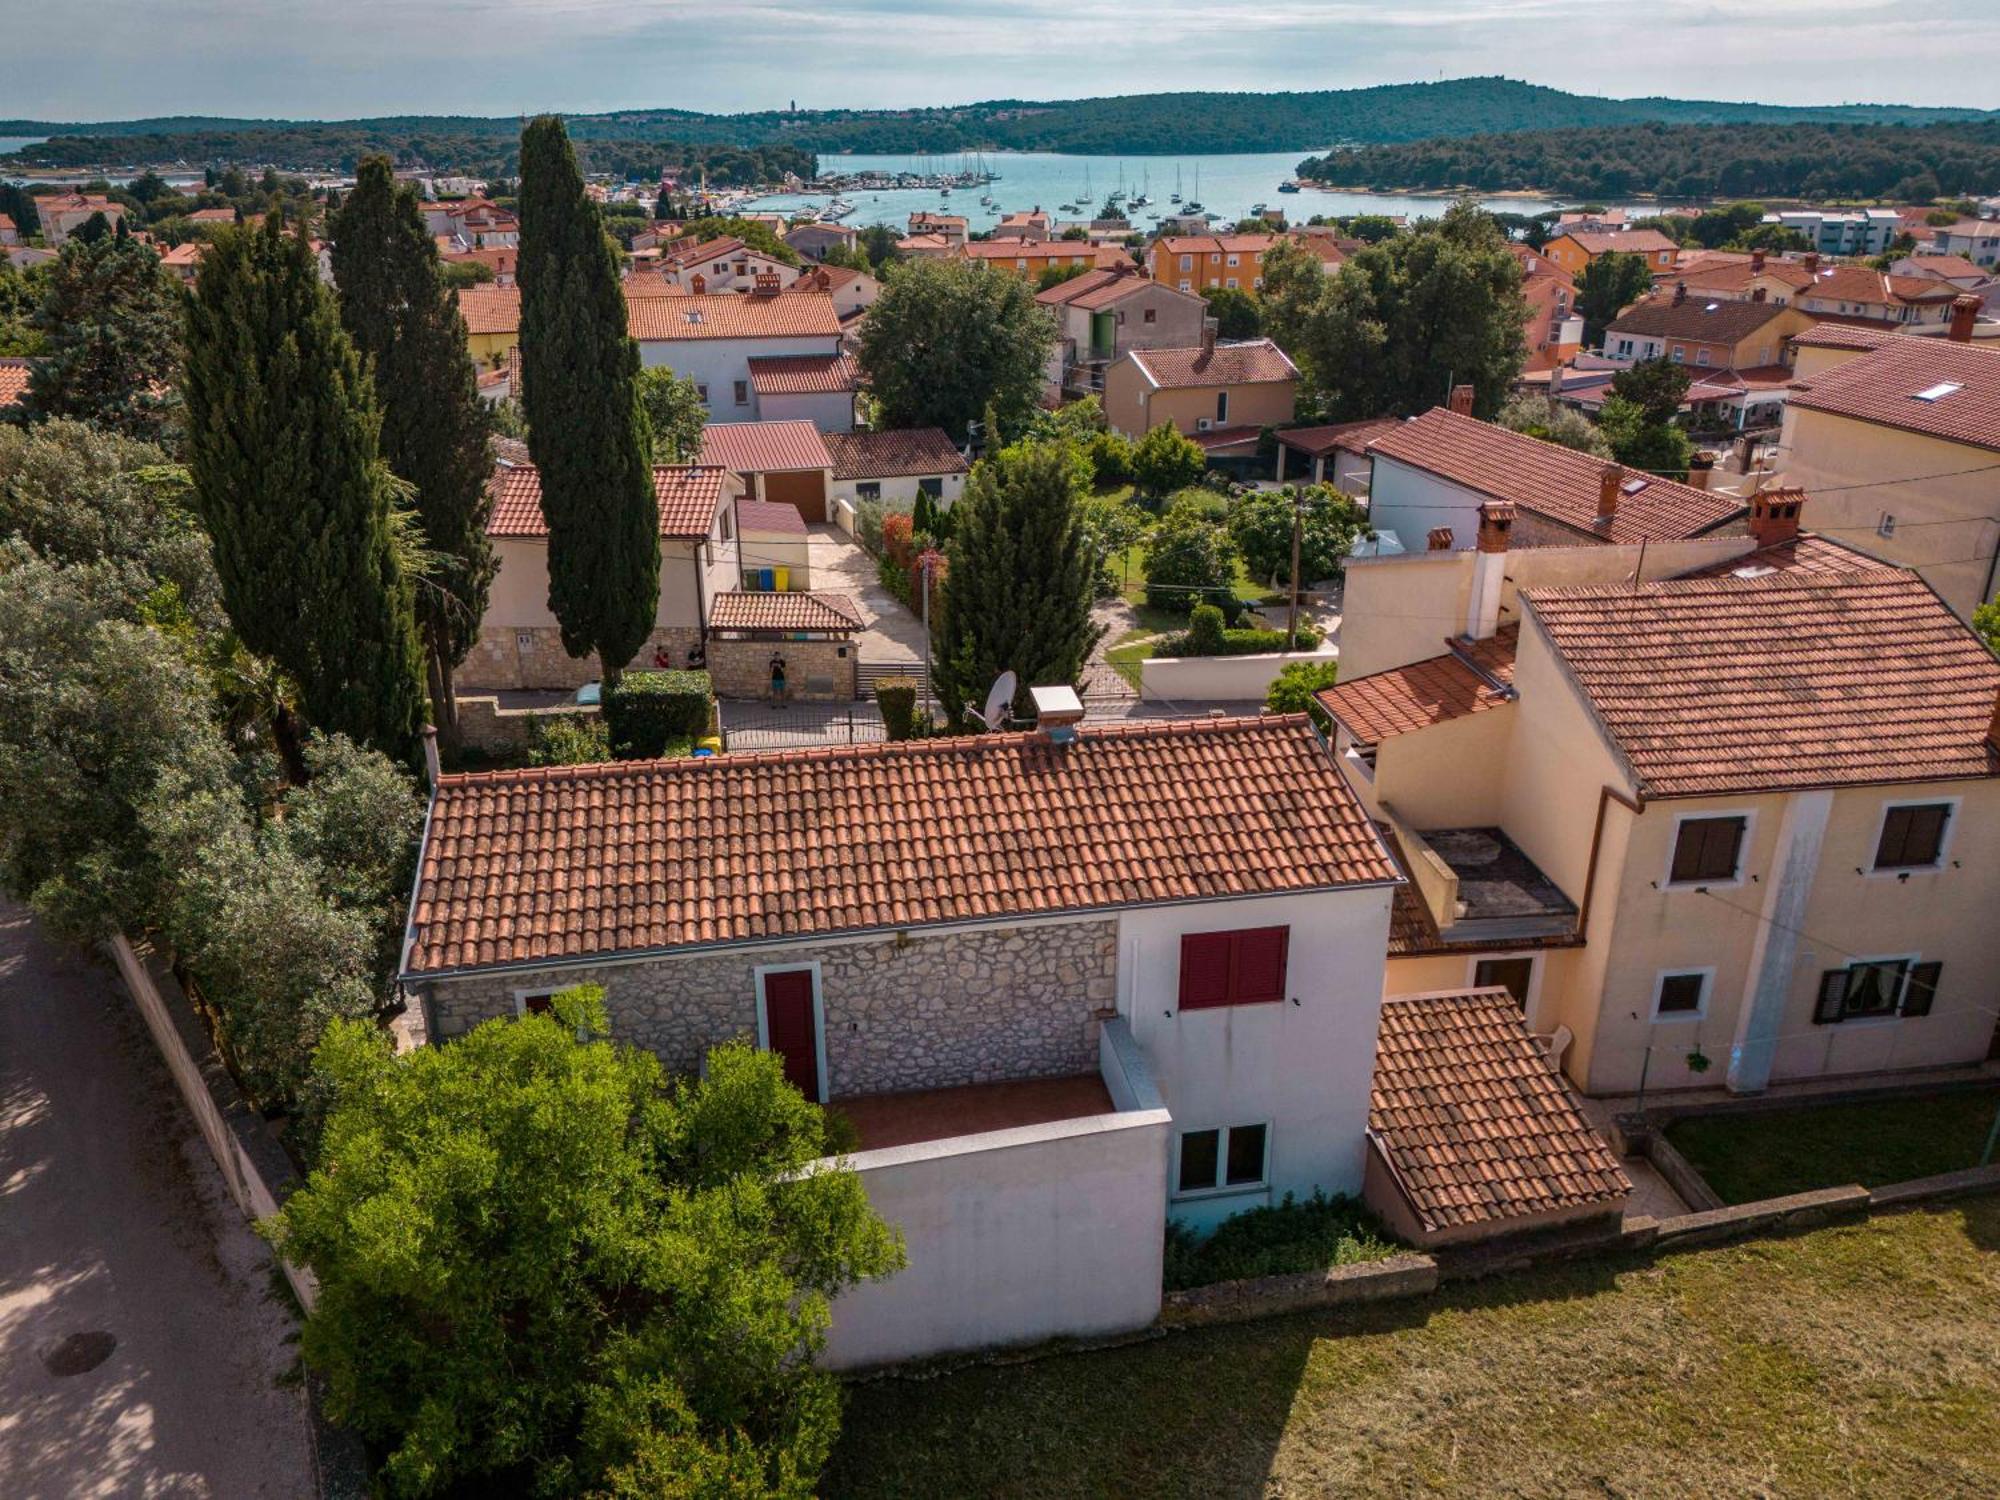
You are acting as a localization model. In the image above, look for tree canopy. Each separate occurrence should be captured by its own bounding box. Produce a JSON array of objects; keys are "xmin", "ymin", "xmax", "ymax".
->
[
  {"xmin": 23, "ymin": 228, "xmax": 182, "ymax": 443},
  {"xmin": 857, "ymin": 258, "xmax": 1054, "ymax": 442},
  {"xmin": 1575, "ymin": 250, "xmax": 1655, "ymax": 348},
  {"xmin": 1227, "ymin": 485, "xmax": 1369, "ymax": 587},
  {"xmin": 268, "ymin": 998, "xmax": 902, "ymax": 1498},
  {"xmin": 635, "ymin": 366, "xmax": 708, "ymax": 463}
]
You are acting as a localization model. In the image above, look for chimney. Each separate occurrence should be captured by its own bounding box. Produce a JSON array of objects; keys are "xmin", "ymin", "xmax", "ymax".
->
[
  {"xmin": 1687, "ymin": 450, "xmax": 1716, "ymax": 491},
  {"xmin": 690, "ymin": 271, "xmax": 706, "ymax": 294},
  {"xmin": 1465, "ymin": 501, "xmax": 1514, "ymax": 641},
  {"xmin": 1199, "ymin": 317, "xmax": 1217, "ymax": 359},
  {"xmin": 1750, "ymin": 249, "xmax": 1766, "ymax": 274},
  {"xmin": 1751, "ymin": 285, "xmax": 1767, "ymax": 303},
  {"xmin": 753, "ymin": 269, "xmax": 781, "ymax": 295},
  {"xmin": 1029, "ymin": 684, "xmax": 1085, "ymax": 747},
  {"xmin": 1749, "ymin": 487, "xmax": 1804, "ymax": 548},
  {"xmin": 1548, "ymin": 365, "xmax": 1566, "ymax": 398},
  {"xmin": 1427, "ymin": 526, "xmax": 1455, "ymax": 552},
  {"xmin": 1598, "ymin": 463, "xmax": 1623, "ymax": 523},
  {"xmin": 421, "ymin": 724, "xmax": 442, "ymax": 788},
  {"xmin": 1672, "ymin": 280, "xmax": 1687, "ymax": 307},
  {"xmin": 1448, "ymin": 383, "xmax": 1475, "ymax": 416},
  {"xmin": 1803, "ymin": 252, "xmax": 1819, "ymax": 274},
  {"xmin": 1950, "ymin": 294, "xmax": 1980, "ymax": 342}
]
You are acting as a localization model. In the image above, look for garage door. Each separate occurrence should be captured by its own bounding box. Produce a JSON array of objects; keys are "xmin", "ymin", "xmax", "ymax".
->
[{"xmin": 762, "ymin": 468, "xmax": 828, "ymax": 524}]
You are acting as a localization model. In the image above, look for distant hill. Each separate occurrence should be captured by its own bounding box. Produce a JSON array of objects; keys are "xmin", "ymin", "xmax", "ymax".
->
[{"xmin": 5, "ymin": 78, "xmax": 1995, "ymax": 171}]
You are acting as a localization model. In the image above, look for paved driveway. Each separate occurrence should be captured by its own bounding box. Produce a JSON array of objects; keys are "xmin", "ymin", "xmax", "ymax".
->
[
  {"xmin": 0, "ymin": 901, "xmax": 312, "ymax": 1499},
  {"xmin": 803, "ymin": 524, "xmax": 928, "ymax": 664}
]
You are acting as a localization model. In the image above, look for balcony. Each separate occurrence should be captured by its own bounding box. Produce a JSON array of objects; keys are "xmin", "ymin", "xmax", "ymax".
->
[{"xmin": 834, "ymin": 1074, "xmax": 1114, "ymax": 1150}]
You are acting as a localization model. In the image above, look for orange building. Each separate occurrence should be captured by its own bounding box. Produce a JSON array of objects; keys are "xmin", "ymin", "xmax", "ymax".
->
[
  {"xmin": 1146, "ymin": 233, "xmax": 1280, "ymax": 294},
  {"xmin": 1542, "ymin": 229, "xmax": 1678, "ymax": 279},
  {"xmin": 956, "ymin": 239, "xmax": 1132, "ymax": 279}
]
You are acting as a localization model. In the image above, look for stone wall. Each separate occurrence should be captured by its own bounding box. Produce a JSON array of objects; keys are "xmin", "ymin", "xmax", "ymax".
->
[
  {"xmin": 455, "ymin": 697, "xmax": 602, "ymax": 756},
  {"xmin": 457, "ymin": 624, "xmax": 705, "ymax": 692},
  {"xmin": 708, "ymin": 637, "xmax": 856, "ymax": 702},
  {"xmin": 424, "ymin": 918, "xmax": 1118, "ymax": 1097}
]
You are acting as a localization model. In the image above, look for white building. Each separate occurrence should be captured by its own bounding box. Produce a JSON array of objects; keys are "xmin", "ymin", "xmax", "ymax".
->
[
  {"xmin": 631, "ymin": 292, "xmax": 851, "ymax": 428},
  {"xmin": 1761, "ymin": 208, "xmax": 1901, "ymax": 258},
  {"xmin": 823, "ymin": 428, "xmax": 970, "ymax": 529}
]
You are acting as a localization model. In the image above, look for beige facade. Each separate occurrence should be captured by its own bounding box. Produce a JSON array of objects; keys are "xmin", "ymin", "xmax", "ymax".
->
[{"xmin": 1102, "ymin": 364, "xmax": 1295, "ymax": 439}]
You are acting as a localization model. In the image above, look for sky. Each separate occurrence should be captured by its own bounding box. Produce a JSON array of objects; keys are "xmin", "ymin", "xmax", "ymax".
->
[{"xmin": 4, "ymin": 0, "xmax": 1997, "ymax": 123}]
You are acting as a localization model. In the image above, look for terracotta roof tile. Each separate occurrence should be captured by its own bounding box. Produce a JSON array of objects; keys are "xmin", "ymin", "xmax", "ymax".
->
[
  {"xmin": 1034, "ymin": 267, "xmax": 1173, "ymax": 310},
  {"xmin": 628, "ymin": 292, "xmax": 841, "ymax": 341},
  {"xmin": 1370, "ymin": 990, "xmax": 1631, "ymax": 1233},
  {"xmin": 1522, "ymin": 571, "xmax": 2000, "ymax": 798},
  {"xmin": 1786, "ymin": 337, "xmax": 2000, "ymax": 453},
  {"xmin": 1800, "ymin": 265, "xmax": 1960, "ymax": 308},
  {"xmin": 708, "ymin": 590, "xmax": 862, "ymax": 633},
  {"xmin": 0, "ymin": 357, "xmax": 30, "ymax": 408},
  {"xmin": 456, "ymin": 284, "xmax": 520, "ymax": 335},
  {"xmin": 959, "ymin": 240, "xmax": 1129, "ymax": 268},
  {"xmin": 487, "ymin": 463, "xmax": 725, "ymax": 540},
  {"xmin": 1366, "ymin": 408, "xmax": 1742, "ymax": 545},
  {"xmin": 1900, "ymin": 254, "xmax": 1985, "ymax": 279},
  {"xmin": 1275, "ymin": 418, "xmax": 1402, "ymax": 459},
  {"xmin": 698, "ymin": 420, "xmax": 832, "ymax": 473},
  {"xmin": 1154, "ymin": 234, "xmax": 1281, "ymax": 256},
  {"xmin": 746, "ymin": 352, "xmax": 858, "ymax": 395},
  {"xmin": 821, "ymin": 427, "xmax": 967, "ymax": 480},
  {"xmin": 1607, "ymin": 293, "xmax": 1792, "ymax": 344},
  {"xmin": 1789, "ymin": 322, "xmax": 1909, "ymax": 353},
  {"xmin": 733, "ymin": 496, "xmax": 809, "ymax": 535},
  {"xmin": 1556, "ymin": 229, "xmax": 1677, "ymax": 256},
  {"xmin": 1317, "ymin": 628, "xmax": 1517, "ymax": 746},
  {"xmin": 1129, "ymin": 338, "xmax": 1297, "ymax": 390},
  {"xmin": 1674, "ymin": 531, "xmax": 1897, "ymax": 581},
  {"xmin": 401, "ymin": 714, "xmax": 1400, "ymax": 976}
]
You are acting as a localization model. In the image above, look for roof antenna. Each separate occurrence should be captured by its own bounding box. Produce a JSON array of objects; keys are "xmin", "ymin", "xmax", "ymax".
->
[{"xmin": 966, "ymin": 670, "xmax": 1018, "ymax": 732}]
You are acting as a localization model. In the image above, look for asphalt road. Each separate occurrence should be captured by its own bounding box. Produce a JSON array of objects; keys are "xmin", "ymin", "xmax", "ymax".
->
[{"xmin": 0, "ymin": 899, "xmax": 313, "ymax": 1498}]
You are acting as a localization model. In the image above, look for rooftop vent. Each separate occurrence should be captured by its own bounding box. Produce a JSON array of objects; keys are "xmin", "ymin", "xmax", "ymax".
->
[
  {"xmin": 1029, "ymin": 684, "xmax": 1085, "ymax": 746},
  {"xmin": 1620, "ymin": 477, "xmax": 1649, "ymax": 496},
  {"xmin": 1913, "ymin": 381, "xmax": 1963, "ymax": 402}
]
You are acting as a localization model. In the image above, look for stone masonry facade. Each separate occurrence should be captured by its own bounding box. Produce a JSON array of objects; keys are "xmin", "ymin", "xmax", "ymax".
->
[
  {"xmin": 458, "ymin": 624, "xmax": 705, "ymax": 692},
  {"xmin": 707, "ymin": 637, "xmax": 856, "ymax": 702},
  {"xmin": 422, "ymin": 918, "xmax": 1119, "ymax": 1099}
]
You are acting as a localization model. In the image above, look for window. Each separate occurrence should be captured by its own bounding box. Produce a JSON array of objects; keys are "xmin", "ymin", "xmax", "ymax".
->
[
  {"xmin": 1653, "ymin": 970, "xmax": 1710, "ymax": 1021},
  {"xmin": 917, "ymin": 476, "xmax": 943, "ymax": 499},
  {"xmin": 1209, "ymin": 253, "xmax": 1220, "ymax": 264},
  {"xmin": 1179, "ymin": 254, "xmax": 1192, "ymax": 271},
  {"xmin": 1814, "ymin": 960, "xmax": 1941, "ymax": 1023},
  {"xmin": 1671, "ymin": 345, "xmax": 1686, "ymax": 363},
  {"xmin": 1178, "ymin": 926, "xmax": 1289, "ymax": 1009},
  {"xmin": 1253, "ymin": 277, "xmax": 1263, "ymax": 290},
  {"xmin": 855, "ymin": 480, "xmax": 881, "ymax": 502},
  {"xmin": 695, "ymin": 383, "xmax": 709, "ymax": 403},
  {"xmin": 1874, "ymin": 803, "xmax": 1953, "ymax": 871},
  {"xmin": 733, "ymin": 380, "xmax": 749, "ymax": 406},
  {"xmin": 1668, "ymin": 815, "xmax": 1748, "ymax": 885},
  {"xmin": 1215, "ymin": 390, "xmax": 1229, "ymax": 424},
  {"xmin": 1176, "ymin": 1123, "xmax": 1269, "ymax": 1194},
  {"xmin": 516, "ymin": 991, "xmax": 556, "ymax": 1016},
  {"xmin": 1616, "ymin": 338, "xmax": 1634, "ymax": 357},
  {"xmin": 1696, "ymin": 348, "xmax": 1710, "ymax": 366},
  {"xmin": 1225, "ymin": 277, "xmax": 1238, "ymax": 289},
  {"xmin": 1473, "ymin": 957, "xmax": 1535, "ymax": 1010},
  {"xmin": 1226, "ymin": 253, "xmax": 1239, "ymax": 267},
  {"xmin": 1143, "ymin": 308, "xmax": 1156, "ymax": 324},
  {"xmin": 1179, "ymin": 279, "xmax": 1192, "ymax": 292}
]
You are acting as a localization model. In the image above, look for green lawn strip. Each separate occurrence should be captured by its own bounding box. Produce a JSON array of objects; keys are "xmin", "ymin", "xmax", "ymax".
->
[
  {"xmin": 1665, "ymin": 1088, "xmax": 2000, "ymax": 1204},
  {"xmin": 825, "ymin": 1202, "xmax": 2000, "ymax": 1499}
]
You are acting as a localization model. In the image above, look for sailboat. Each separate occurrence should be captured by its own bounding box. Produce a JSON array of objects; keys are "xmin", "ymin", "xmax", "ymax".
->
[
  {"xmin": 1131, "ymin": 166, "xmax": 1151, "ymax": 209},
  {"xmin": 1184, "ymin": 164, "xmax": 1204, "ymax": 215},
  {"xmin": 1170, "ymin": 164, "xmax": 1183, "ymax": 204}
]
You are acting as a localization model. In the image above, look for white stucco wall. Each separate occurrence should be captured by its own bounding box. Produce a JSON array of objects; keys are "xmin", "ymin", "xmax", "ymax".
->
[
  {"xmin": 483, "ymin": 536, "xmax": 708, "ymax": 629},
  {"xmin": 828, "ymin": 471, "xmax": 969, "ymax": 509},
  {"xmin": 1140, "ymin": 642, "xmax": 1337, "ymax": 703},
  {"xmin": 637, "ymin": 333, "xmax": 842, "ymax": 420},
  {"xmin": 819, "ymin": 1106, "xmax": 1171, "ymax": 1369},
  {"xmin": 753, "ymin": 389, "xmax": 855, "ymax": 432},
  {"xmin": 1114, "ymin": 886, "xmax": 1395, "ymax": 1234},
  {"xmin": 1364, "ymin": 456, "xmax": 1493, "ymax": 555}
]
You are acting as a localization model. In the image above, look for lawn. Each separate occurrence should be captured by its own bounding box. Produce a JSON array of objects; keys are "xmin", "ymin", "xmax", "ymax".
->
[
  {"xmin": 824, "ymin": 1201, "xmax": 2000, "ymax": 1498},
  {"xmin": 1665, "ymin": 1088, "xmax": 2000, "ymax": 1205}
]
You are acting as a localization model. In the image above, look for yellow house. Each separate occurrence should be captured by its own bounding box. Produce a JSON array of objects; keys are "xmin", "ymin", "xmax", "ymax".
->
[
  {"xmin": 1101, "ymin": 332, "xmax": 1297, "ymax": 455},
  {"xmin": 457, "ymin": 284, "xmax": 520, "ymax": 370},
  {"xmin": 1778, "ymin": 318, "xmax": 2000, "ymax": 621},
  {"xmin": 956, "ymin": 239, "xmax": 1130, "ymax": 279},
  {"xmin": 1543, "ymin": 228, "xmax": 1678, "ymax": 279},
  {"xmin": 1320, "ymin": 494, "xmax": 2000, "ymax": 1098}
]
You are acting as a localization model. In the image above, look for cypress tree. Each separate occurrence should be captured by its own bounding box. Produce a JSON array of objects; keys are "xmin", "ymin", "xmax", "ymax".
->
[
  {"xmin": 332, "ymin": 156, "xmax": 496, "ymax": 744},
  {"xmin": 182, "ymin": 215, "xmax": 427, "ymax": 763},
  {"xmin": 517, "ymin": 114, "xmax": 658, "ymax": 686},
  {"xmin": 933, "ymin": 441, "xmax": 1104, "ymax": 730},
  {"xmin": 25, "ymin": 228, "xmax": 182, "ymax": 443}
]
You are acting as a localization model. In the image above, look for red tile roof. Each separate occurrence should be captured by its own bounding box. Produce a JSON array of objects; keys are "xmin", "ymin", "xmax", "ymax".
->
[
  {"xmin": 1274, "ymin": 418, "xmax": 1402, "ymax": 460},
  {"xmin": 1554, "ymin": 229, "xmax": 1677, "ymax": 257},
  {"xmin": 1899, "ymin": 254, "xmax": 1984, "ymax": 280},
  {"xmin": 1370, "ymin": 990, "xmax": 1631, "ymax": 1234},
  {"xmin": 1675, "ymin": 531, "xmax": 1897, "ymax": 581},
  {"xmin": 0, "ymin": 357, "xmax": 30, "ymax": 408},
  {"xmin": 733, "ymin": 497, "xmax": 808, "ymax": 535},
  {"xmin": 1789, "ymin": 323, "xmax": 1909, "ymax": 353},
  {"xmin": 1365, "ymin": 408, "xmax": 1742, "ymax": 546},
  {"xmin": 1522, "ymin": 571, "xmax": 2000, "ymax": 798},
  {"xmin": 1786, "ymin": 337, "xmax": 2000, "ymax": 452},
  {"xmin": 1129, "ymin": 338, "xmax": 1297, "ymax": 390},
  {"xmin": 1317, "ymin": 628, "xmax": 1517, "ymax": 746},
  {"xmin": 628, "ymin": 292, "xmax": 841, "ymax": 342},
  {"xmin": 660, "ymin": 235, "xmax": 748, "ymax": 270},
  {"xmin": 1034, "ymin": 267, "xmax": 1177, "ymax": 310},
  {"xmin": 821, "ymin": 427, "xmax": 968, "ymax": 480},
  {"xmin": 456, "ymin": 284, "xmax": 520, "ymax": 335},
  {"xmin": 708, "ymin": 590, "xmax": 862, "ymax": 633},
  {"xmin": 401, "ymin": 714, "xmax": 1400, "ymax": 976},
  {"xmin": 746, "ymin": 352, "xmax": 858, "ymax": 395},
  {"xmin": 959, "ymin": 240, "xmax": 1131, "ymax": 269},
  {"xmin": 1154, "ymin": 233, "xmax": 1280, "ymax": 257},
  {"xmin": 1189, "ymin": 423, "xmax": 1264, "ymax": 452},
  {"xmin": 698, "ymin": 420, "xmax": 832, "ymax": 473},
  {"xmin": 1799, "ymin": 265, "xmax": 1960, "ymax": 308},
  {"xmin": 1607, "ymin": 293, "xmax": 1793, "ymax": 345},
  {"xmin": 486, "ymin": 463, "xmax": 726, "ymax": 540}
]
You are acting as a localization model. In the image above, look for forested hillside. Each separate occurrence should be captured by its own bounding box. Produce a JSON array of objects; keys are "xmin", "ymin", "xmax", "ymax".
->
[
  {"xmin": 1298, "ymin": 119, "xmax": 2000, "ymax": 200},
  {"xmin": 5, "ymin": 77, "xmax": 1992, "ymax": 171}
]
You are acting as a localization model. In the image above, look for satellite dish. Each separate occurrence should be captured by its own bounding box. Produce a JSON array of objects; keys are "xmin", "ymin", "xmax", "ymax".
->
[{"xmin": 973, "ymin": 670, "xmax": 1018, "ymax": 731}]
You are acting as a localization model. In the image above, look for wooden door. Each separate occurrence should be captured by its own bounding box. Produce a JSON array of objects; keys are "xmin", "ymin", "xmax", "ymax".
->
[
  {"xmin": 761, "ymin": 969, "xmax": 823, "ymax": 1102},
  {"xmin": 763, "ymin": 468, "xmax": 827, "ymax": 523}
]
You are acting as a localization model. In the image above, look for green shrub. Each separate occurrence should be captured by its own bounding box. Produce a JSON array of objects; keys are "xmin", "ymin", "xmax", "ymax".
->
[
  {"xmin": 853, "ymin": 498, "xmax": 890, "ymax": 556},
  {"xmin": 602, "ymin": 670, "xmax": 712, "ymax": 759},
  {"xmin": 1266, "ymin": 658, "xmax": 1339, "ymax": 713},
  {"xmin": 526, "ymin": 713, "xmax": 610, "ymax": 766},
  {"xmin": 1162, "ymin": 1192, "xmax": 1397, "ymax": 1291},
  {"xmin": 1156, "ymin": 623, "xmax": 1321, "ymax": 658},
  {"xmin": 1086, "ymin": 430, "xmax": 1134, "ymax": 485},
  {"xmin": 1132, "ymin": 421, "xmax": 1207, "ymax": 498},
  {"xmin": 876, "ymin": 677, "xmax": 920, "ymax": 740},
  {"xmin": 1187, "ymin": 604, "xmax": 1227, "ymax": 655},
  {"xmin": 1144, "ymin": 507, "xmax": 1240, "ymax": 615}
]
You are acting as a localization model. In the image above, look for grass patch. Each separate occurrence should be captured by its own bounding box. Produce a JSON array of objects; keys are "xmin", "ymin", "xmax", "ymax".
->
[
  {"xmin": 1163, "ymin": 1192, "xmax": 1396, "ymax": 1291},
  {"xmin": 1664, "ymin": 1087, "xmax": 2000, "ymax": 1204},
  {"xmin": 1103, "ymin": 636, "xmax": 1155, "ymax": 690},
  {"xmin": 825, "ymin": 1201, "xmax": 2000, "ymax": 1498}
]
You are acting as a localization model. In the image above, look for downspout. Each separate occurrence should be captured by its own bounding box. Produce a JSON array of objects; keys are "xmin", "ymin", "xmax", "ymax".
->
[{"xmin": 1576, "ymin": 783, "xmax": 1644, "ymax": 941}]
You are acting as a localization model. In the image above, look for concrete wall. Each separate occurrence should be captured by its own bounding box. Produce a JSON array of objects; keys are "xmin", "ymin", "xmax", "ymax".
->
[
  {"xmin": 829, "ymin": 470, "xmax": 968, "ymax": 511},
  {"xmin": 708, "ymin": 637, "xmax": 856, "ymax": 702},
  {"xmin": 1114, "ymin": 886, "xmax": 1395, "ymax": 1233},
  {"xmin": 753, "ymin": 389, "xmax": 855, "ymax": 433},
  {"xmin": 1139, "ymin": 641, "xmax": 1335, "ymax": 702},
  {"xmin": 1138, "ymin": 379, "xmax": 1296, "ymax": 440},
  {"xmin": 425, "ymin": 918, "xmax": 1117, "ymax": 1099},
  {"xmin": 819, "ymin": 1103, "xmax": 1171, "ymax": 1369},
  {"xmin": 733, "ymin": 528, "xmax": 812, "ymax": 590}
]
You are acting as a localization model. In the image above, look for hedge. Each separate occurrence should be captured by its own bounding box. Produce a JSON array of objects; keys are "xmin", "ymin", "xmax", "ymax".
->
[
  {"xmin": 603, "ymin": 670, "xmax": 712, "ymax": 759},
  {"xmin": 1154, "ymin": 622, "xmax": 1322, "ymax": 658},
  {"xmin": 876, "ymin": 677, "xmax": 920, "ymax": 740}
]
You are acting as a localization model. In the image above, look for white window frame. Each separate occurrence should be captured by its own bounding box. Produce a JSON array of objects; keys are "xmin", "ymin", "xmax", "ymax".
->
[
  {"xmin": 1225, "ymin": 276, "xmax": 1238, "ymax": 289},
  {"xmin": 1171, "ymin": 1120, "xmax": 1272, "ymax": 1201},
  {"xmin": 1226, "ymin": 253, "xmax": 1240, "ymax": 267},
  {"xmin": 1864, "ymin": 795, "xmax": 1961, "ymax": 878},
  {"xmin": 752, "ymin": 959, "xmax": 830, "ymax": 1104},
  {"xmin": 1649, "ymin": 966, "xmax": 1714, "ymax": 1024},
  {"xmin": 1464, "ymin": 952, "xmax": 1544, "ymax": 1025},
  {"xmin": 1662, "ymin": 808, "xmax": 1757, "ymax": 891},
  {"xmin": 1179, "ymin": 254, "xmax": 1192, "ymax": 271},
  {"xmin": 1824, "ymin": 951, "xmax": 1924, "ymax": 1026},
  {"xmin": 1178, "ymin": 279, "xmax": 1192, "ymax": 292}
]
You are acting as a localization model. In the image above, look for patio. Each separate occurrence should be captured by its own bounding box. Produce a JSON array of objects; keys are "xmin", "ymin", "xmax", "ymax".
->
[{"xmin": 832, "ymin": 1074, "xmax": 1115, "ymax": 1152}]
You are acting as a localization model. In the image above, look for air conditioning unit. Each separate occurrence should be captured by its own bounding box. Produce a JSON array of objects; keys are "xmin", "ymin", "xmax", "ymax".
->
[{"xmin": 1196, "ymin": 418, "xmax": 1213, "ymax": 432}]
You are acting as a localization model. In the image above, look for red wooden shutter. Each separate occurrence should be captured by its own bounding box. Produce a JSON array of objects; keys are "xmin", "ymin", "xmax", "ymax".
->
[
  {"xmin": 1179, "ymin": 932, "xmax": 1233, "ymax": 1009},
  {"xmin": 1231, "ymin": 927, "xmax": 1290, "ymax": 1005}
]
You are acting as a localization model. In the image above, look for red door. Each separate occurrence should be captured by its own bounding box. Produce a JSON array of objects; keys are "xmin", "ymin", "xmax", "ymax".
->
[{"xmin": 761, "ymin": 970, "xmax": 822, "ymax": 1102}]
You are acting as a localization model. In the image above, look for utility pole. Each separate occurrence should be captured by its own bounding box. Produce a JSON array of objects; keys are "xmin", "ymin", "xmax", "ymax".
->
[{"xmin": 1284, "ymin": 487, "xmax": 1304, "ymax": 652}]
